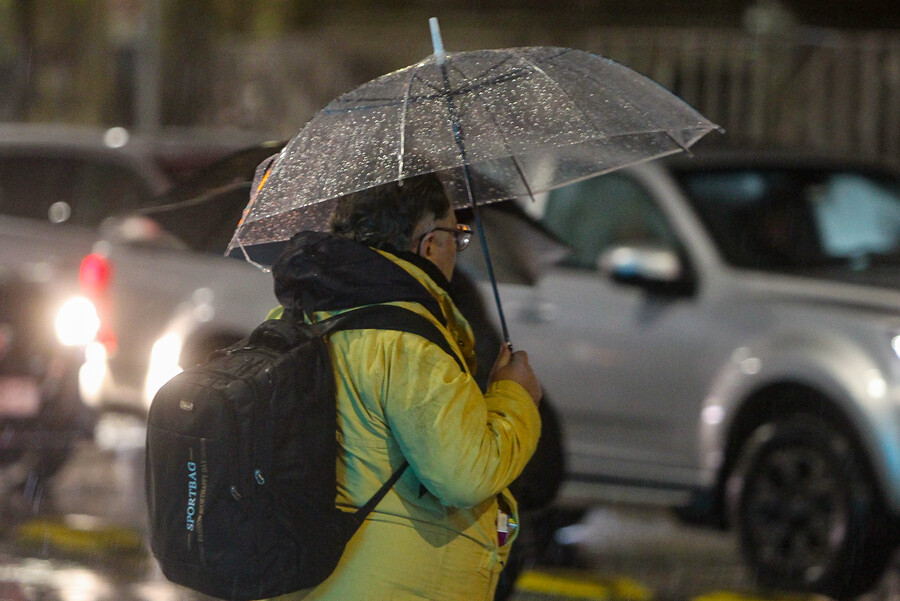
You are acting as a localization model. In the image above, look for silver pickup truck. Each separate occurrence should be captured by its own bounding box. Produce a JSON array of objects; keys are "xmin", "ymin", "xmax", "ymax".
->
[{"xmin": 460, "ymin": 151, "xmax": 900, "ymax": 599}]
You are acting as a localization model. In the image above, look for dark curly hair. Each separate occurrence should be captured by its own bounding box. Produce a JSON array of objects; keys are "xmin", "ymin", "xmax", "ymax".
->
[{"xmin": 329, "ymin": 172, "xmax": 450, "ymax": 252}]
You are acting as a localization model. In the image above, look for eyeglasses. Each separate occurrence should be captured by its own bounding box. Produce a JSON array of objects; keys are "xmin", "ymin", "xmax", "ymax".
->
[{"xmin": 418, "ymin": 223, "xmax": 473, "ymax": 252}]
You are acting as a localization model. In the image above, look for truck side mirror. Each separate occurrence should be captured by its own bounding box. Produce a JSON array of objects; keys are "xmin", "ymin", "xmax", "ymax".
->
[{"xmin": 599, "ymin": 244, "xmax": 694, "ymax": 295}]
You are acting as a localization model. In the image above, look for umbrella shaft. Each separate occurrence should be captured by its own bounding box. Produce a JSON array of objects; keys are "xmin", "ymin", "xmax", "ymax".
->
[
  {"xmin": 436, "ymin": 59, "xmax": 512, "ymax": 346},
  {"xmin": 472, "ymin": 202, "xmax": 512, "ymax": 346}
]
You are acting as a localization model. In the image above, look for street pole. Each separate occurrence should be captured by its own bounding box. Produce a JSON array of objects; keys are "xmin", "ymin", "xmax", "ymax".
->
[{"xmin": 135, "ymin": 0, "xmax": 161, "ymax": 134}]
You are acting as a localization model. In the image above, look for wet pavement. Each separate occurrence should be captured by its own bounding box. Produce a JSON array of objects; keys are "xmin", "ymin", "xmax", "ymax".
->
[{"xmin": 2, "ymin": 413, "xmax": 900, "ymax": 601}]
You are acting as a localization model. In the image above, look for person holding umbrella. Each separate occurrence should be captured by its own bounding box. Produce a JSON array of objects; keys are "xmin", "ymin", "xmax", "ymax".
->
[
  {"xmin": 266, "ymin": 170, "xmax": 542, "ymax": 601},
  {"xmin": 229, "ymin": 20, "xmax": 717, "ymax": 601}
]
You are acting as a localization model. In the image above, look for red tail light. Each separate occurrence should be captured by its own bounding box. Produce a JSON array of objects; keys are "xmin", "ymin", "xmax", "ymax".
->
[
  {"xmin": 79, "ymin": 253, "xmax": 117, "ymax": 352},
  {"xmin": 80, "ymin": 253, "xmax": 112, "ymax": 297}
]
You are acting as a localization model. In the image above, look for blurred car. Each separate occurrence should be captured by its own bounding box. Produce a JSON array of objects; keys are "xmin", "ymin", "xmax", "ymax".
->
[
  {"xmin": 0, "ymin": 124, "xmax": 170, "ymax": 303},
  {"xmin": 458, "ymin": 150, "xmax": 900, "ymax": 598},
  {"xmin": 0, "ymin": 123, "xmax": 171, "ymax": 495},
  {"xmin": 0, "ymin": 274, "xmax": 94, "ymax": 496},
  {"xmin": 66, "ymin": 141, "xmax": 285, "ymax": 415}
]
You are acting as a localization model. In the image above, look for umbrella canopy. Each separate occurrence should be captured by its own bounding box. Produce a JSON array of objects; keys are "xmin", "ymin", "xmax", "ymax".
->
[{"xmin": 226, "ymin": 40, "xmax": 718, "ymax": 254}]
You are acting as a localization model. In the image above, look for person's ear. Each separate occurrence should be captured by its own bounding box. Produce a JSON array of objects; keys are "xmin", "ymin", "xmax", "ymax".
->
[{"xmin": 419, "ymin": 232, "xmax": 435, "ymax": 258}]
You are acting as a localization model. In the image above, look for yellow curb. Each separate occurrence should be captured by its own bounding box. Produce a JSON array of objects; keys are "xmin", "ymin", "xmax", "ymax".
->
[
  {"xmin": 14, "ymin": 517, "xmax": 144, "ymax": 556},
  {"xmin": 693, "ymin": 591, "xmax": 829, "ymax": 601},
  {"xmin": 609, "ymin": 577, "xmax": 654, "ymax": 601},
  {"xmin": 517, "ymin": 569, "xmax": 654, "ymax": 601}
]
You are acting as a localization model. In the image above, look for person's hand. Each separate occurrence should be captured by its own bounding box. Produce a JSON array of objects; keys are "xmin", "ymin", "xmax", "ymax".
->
[{"xmin": 487, "ymin": 344, "xmax": 542, "ymax": 405}]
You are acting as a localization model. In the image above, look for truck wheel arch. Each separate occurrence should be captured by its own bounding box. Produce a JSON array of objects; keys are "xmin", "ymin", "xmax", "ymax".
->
[{"xmin": 717, "ymin": 382, "xmax": 885, "ymax": 523}]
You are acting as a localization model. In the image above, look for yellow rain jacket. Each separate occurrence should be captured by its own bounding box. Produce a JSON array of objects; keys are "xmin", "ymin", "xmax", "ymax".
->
[{"xmin": 267, "ymin": 232, "xmax": 542, "ymax": 601}]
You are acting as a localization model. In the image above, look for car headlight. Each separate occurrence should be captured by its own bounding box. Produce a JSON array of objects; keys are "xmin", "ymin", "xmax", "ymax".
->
[
  {"xmin": 143, "ymin": 332, "xmax": 184, "ymax": 409},
  {"xmin": 891, "ymin": 334, "xmax": 900, "ymax": 360},
  {"xmin": 55, "ymin": 296, "xmax": 100, "ymax": 346}
]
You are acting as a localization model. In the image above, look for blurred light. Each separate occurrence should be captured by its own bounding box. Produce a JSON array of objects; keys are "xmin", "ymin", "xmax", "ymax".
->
[
  {"xmin": 144, "ymin": 333, "xmax": 183, "ymax": 408},
  {"xmin": 55, "ymin": 296, "xmax": 100, "ymax": 346},
  {"xmin": 192, "ymin": 287, "xmax": 215, "ymax": 322},
  {"xmin": 0, "ymin": 559, "xmax": 109, "ymax": 601},
  {"xmin": 132, "ymin": 581, "xmax": 185, "ymax": 601},
  {"xmin": 601, "ymin": 246, "xmax": 680, "ymax": 281},
  {"xmin": 94, "ymin": 412, "xmax": 146, "ymax": 451},
  {"xmin": 56, "ymin": 566, "xmax": 111, "ymax": 601},
  {"xmin": 79, "ymin": 253, "xmax": 112, "ymax": 297},
  {"xmin": 701, "ymin": 405, "xmax": 724, "ymax": 425},
  {"xmin": 555, "ymin": 523, "xmax": 590, "ymax": 546},
  {"xmin": 79, "ymin": 253, "xmax": 117, "ymax": 353},
  {"xmin": 731, "ymin": 346, "xmax": 761, "ymax": 375},
  {"xmin": 705, "ymin": 450, "xmax": 723, "ymax": 471},
  {"xmin": 866, "ymin": 369, "xmax": 887, "ymax": 398},
  {"xmin": 739, "ymin": 357, "xmax": 761, "ymax": 375},
  {"xmin": 103, "ymin": 126, "xmax": 129, "ymax": 148},
  {"xmin": 192, "ymin": 287, "xmax": 214, "ymax": 304},
  {"xmin": 890, "ymin": 334, "xmax": 900, "ymax": 359},
  {"xmin": 78, "ymin": 341, "xmax": 107, "ymax": 407},
  {"xmin": 48, "ymin": 201, "xmax": 72, "ymax": 224}
]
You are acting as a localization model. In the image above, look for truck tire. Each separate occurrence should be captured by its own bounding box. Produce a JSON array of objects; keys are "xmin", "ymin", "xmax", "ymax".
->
[{"xmin": 727, "ymin": 419, "xmax": 896, "ymax": 598}]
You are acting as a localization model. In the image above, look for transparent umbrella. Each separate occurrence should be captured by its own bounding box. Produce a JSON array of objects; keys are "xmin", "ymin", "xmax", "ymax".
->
[{"xmin": 228, "ymin": 19, "xmax": 719, "ymax": 341}]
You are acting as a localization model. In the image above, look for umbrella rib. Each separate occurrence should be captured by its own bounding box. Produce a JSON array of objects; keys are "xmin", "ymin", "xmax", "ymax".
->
[
  {"xmin": 512, "ymin": 48, "xmax": 607, "ymax": 141},
  {"xmin": 443, "ymin": 57, "xmax": 524, "ymax": 124},
  {"xmin": 328, "ymin": 60, "xmax": 533, "ymax": 117},
  {"xmin": 510, "ymin": 154, "xmax": 538, "ymax": 201},
  {"xmin": 331, "ymin": 71, "xmax": 531, "ymax": 110},
  {"xmin": 398, "ymin": 68, "xmax": 423, "ymax": 182},
  {"xmin": 544, "ymin": 49, "xmax": 702, "ymax": 146},
  {"xmin": 445, "ymin": 68, "xmax": 533, "ymax": 107},
  {"xmin": 444, "ymin": 59, "xmax": 540, "ymax": 200}
]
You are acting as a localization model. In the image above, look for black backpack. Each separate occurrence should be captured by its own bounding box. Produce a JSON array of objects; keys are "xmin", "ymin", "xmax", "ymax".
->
[{"xmin": 145, "ymin": 304, "xmax": 463, "ymax": 601}]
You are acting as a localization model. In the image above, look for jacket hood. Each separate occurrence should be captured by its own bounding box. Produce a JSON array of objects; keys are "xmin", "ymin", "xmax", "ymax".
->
[{"xmin": 272, "ymin": 231, "xmax": 446, "ymax": 322}]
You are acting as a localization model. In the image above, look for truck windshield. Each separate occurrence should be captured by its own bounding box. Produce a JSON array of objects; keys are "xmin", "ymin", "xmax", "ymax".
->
[{"xmin": 676, "ymin": 167, "xmax": 900, "ymax": 272}]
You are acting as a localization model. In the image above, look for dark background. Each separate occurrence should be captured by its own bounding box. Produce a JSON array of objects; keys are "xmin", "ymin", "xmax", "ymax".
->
[{"xmin": 1, "ymin": 0, "xmax": 898, "ymax": 166}]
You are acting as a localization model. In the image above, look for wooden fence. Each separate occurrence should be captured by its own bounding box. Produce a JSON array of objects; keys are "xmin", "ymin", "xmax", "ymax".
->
[
  {"xmin": 577, "ymin": 27, "xmax": 900, "ymax": 166},
  {"xmin": 207, "ymin": 26, "xmax": 900, "ymax": 166},
  {"xmin": 7, "ymin": 21, "xmax": 895, "ymax": 168}
]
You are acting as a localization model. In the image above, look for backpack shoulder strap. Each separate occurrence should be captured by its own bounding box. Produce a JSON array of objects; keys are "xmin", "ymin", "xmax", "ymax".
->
[{"xmin": 314, "ymin": 304, "xmax": 466, "ymax": 372}]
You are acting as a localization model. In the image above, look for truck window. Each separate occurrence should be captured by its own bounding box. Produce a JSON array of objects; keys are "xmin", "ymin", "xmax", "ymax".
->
[{"xmin": 541, "ymin": 172, "xmax": 676, "ymax": 269}]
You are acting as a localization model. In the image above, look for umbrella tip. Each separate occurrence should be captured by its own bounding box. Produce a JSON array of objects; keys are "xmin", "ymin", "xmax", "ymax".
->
[{"xmin": 429, "ymin": 17, "xmax": 445, "ymax": 64}]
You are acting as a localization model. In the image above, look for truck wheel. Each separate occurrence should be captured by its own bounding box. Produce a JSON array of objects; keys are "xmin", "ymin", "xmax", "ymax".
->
[{"xmin": 727, "ymin": 419, "xmax": 895, "ymax": 598}]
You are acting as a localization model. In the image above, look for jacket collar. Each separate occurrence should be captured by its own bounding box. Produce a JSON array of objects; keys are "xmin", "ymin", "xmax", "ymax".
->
[
  {"xmin": 389, "ymin": 249, "xmax": 452, "ymax": 291},
  {"xmin": 272, "ymin": 232, "xmax": 448, "ymax": 324}
]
